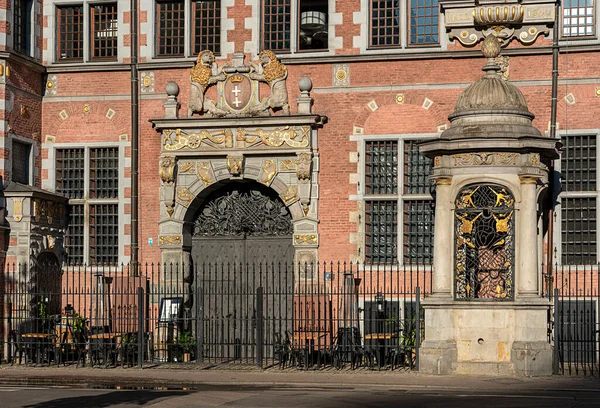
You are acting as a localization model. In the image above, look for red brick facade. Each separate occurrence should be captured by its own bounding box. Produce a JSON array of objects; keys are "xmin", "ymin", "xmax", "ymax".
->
[{"xmin": 1, "ymin": 0, "xmax": 598, "ymax": 265}]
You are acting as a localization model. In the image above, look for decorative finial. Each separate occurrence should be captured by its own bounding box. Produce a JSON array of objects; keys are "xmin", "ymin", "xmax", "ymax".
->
[{"xmin": 481, "ymin": 35, "xmax": 502, "ymax": 74}]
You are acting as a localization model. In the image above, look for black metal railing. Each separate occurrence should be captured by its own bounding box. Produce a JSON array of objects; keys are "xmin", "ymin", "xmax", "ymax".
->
[
  {"xmin": 546, "ymin": 264, "xmax": 600, "ymax": 377},
  {"xmin": 0, "ymin": 262, "xmax": 431, "ymax": 371}
]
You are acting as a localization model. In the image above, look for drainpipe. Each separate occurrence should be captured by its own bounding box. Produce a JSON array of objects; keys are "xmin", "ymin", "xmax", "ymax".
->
[
  {"xmin": 546, "ymin": 2, "xmax": 560, "ymax": 296},
  {"xmin": 130, "ymin": 0, "xmax": 139, "ymax": 275}
]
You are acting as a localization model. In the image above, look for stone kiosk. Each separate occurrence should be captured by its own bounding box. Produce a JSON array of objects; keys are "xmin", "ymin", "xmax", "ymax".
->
[
  {"xmin": 150, "ymin": 52, "xmax": 326, "ymax": 359},
  {"xmin": 418, "ymin": 33, "xmax": 559, "ymax": 375}
]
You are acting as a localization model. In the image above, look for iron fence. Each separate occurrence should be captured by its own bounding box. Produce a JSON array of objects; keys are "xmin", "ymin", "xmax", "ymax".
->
[
  {"xmin": 0, "ymin": 262, "xmax": 431, "ymax": 370},
  {"xmin": 546, "ymin": 264, "xmax": 600, "ymax": 376}
]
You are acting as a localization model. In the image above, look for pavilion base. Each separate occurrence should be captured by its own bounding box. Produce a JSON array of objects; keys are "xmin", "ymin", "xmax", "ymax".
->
[{"xmin": 418, "ymin": 296, "xmax": 553, "ymax": 376}]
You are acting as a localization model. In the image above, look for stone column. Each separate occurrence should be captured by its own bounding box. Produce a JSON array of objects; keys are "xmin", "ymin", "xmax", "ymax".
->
[
  {"xmin": 432, "ymin": 177, "xmax": 453, "ymax": 296},
  {"xmin": 518, "ymin": 176, "xmax": 539, "ymax": 297}
]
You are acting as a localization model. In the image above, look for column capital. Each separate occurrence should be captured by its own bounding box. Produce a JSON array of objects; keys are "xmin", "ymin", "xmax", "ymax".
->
[
  {"xmin": 519, "ymin": 176, "xmax": 539, "ymax": 185},
  {"xmin": 434, "ymin": 177, "xmax": 452, "ymax": 186}
]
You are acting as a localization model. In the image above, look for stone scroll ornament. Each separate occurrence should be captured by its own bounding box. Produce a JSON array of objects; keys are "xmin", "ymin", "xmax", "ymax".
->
[
  {"xmin": 248, "ymin": 50, "xmax": 290, "ymax": 116},
  {"xmin": 446, "ymin": 4, "xmax": 554, "ymax": 47},
  {"xmin": 188, "ymin": 50, "xmax": 229, "ymax": 117}
]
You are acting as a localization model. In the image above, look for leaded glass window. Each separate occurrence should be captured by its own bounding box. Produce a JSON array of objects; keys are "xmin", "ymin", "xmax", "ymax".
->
[
  {"xmin": 263, "ymin": 0, "xmax": 292, "ymax": 51},
  {"xmin": 56, "ymin": 146, "xmax": 120, "ymax": 264},
  {"xmin": 363, "ymin": 137, "xmax": 434, "ymax": 264},
  {"xmin": 559, "ymin": 134, "xmax": 598, "ymax": 265},
  {"xmin": 409, "ymin": 0, "xmax": 439, "ymax": 45},
  {"xmin": 11, "ymin": 140, "xmax": 31, "ymax": 185},
  {"xmin": 366, "ymin": 141, "xmax": 398, "ymax": 194},
  {"xmin": 14, "ymin": 0, "xmax": 34, "ymax": 56},
  {"xmin": 91, "ymin": 4, "xmax": 118, "ymax": 60},
  {"xmin": 57, "ymin": 5, "xmax": 84, "ymax": 61},
  {"xmin": 561, "ymin": 197, "xmax": 597, "ymax": 265},
  {"xmin": 563, "ymin": 0, "xmax": 595, "ymax": 37},
  {"xmin": 454, "ymin": 184, "xmax": 515, "ymax": 300},
  {"xmin": 156, "ymin": 0, "xmax": 186, "ymax": 56},
  {"xmin": 370, "ymin": 0, "xmax": 401, "ymax": 47},
  {"xmin": 365, "ymin": 200, "xmax": 398, "ymax": 263},
  {"xmin": 193, "ymin": 1, "xmax": 221, "ymax": 55}
]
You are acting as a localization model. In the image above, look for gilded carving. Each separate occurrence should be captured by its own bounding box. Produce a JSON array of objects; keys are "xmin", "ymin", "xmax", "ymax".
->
[
  {"xmin": 159, "ymin": 155, "xmax": 176, "ymax": 184},
  {"xmin": 236, "ymin": 126, "xmax": 310, "ymax": 148},
  {"xmin": 294, "ymin": 234, "xmax": 318, "ymax": 245},
  {"xmin": 47, "ymin": 235, "xmax": 56, "ymax": 250},
  {"xmin": 452, "ymin": 152, "xmax": 518, "ymax": 166},
  {"xmin": 227, "ymin": 156, "xmax": 244, "ymax": 177},
  {"xmin": 13, "ymin": 198, "xmax": 23, "ymax": 222},
  {"xmin": 247, "ymin": 50, "xmax": 290, "ymax": 115},
  {"xmin": 176, "ymin": 188, "xmax": 194, "ymax": 207},
  {"xmin": 296, "ymin": 152, "xmax": 311, "ymax": 183},
  {"xmin": 163, "ymin": 126, "xmax": 310, "ymax": 150},
  {"xmin": 159, "ymin": 235, "xmax": 182, "ymax": 246},
  {"xmin": 280, "ymin": 159, "xmax": 297, "ymax": 171},
  {"xmin": 281, "ymin": 185, "xmax": 298, "ymax": 205},
  {"xmin": 434, "ymin": 156, "xmax": 441, "ymax": 167},
  {"xmin": 179, "ymin": 161, "xmax": 196, "ymax": 174},
  {"xmin": 197, "ymin": 162, "xmax": 214, "ymax": 186},
  {"xmin": 163, "ymin": 128, "xmax": 228, "ymax": 151},
  {"xmin": 529, "ymin": 153, "xmax": 540, "ymax": 166},
  {"xmin": 188, "ymin": 50, "xmax": 228, "ymax": 117},
  {"xmin": 259, "ymin": 160, "xmax": 277, "ymax": 185}
]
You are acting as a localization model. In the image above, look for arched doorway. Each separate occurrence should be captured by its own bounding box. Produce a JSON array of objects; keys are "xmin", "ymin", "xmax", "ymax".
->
[
  {"xmin": 191, "ymin": 181, "xmax": 294, "ymax": 265},
  {"xmin": 191, "ymin": 181, "xmax": 294, "ymax": 363}
]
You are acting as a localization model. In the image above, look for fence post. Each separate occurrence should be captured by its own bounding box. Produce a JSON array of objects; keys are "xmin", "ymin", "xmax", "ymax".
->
[
  {"xmin": 256, "ymin": 286, "xmax": 264, "ymax": 368},
  {"xmin": 553, "ymin": 287, "xmax": 559, "ymax": 375},
  {"xmin": 197, "ymin": 286, "xmax": 203, "ymax": 366},
  {"xmin": 415, "ymin": 286, "xmax": 421, "ymax": 371},
  {"xmin": 137, "ymin": 286, "xmax": 144, "ymax": 369}
]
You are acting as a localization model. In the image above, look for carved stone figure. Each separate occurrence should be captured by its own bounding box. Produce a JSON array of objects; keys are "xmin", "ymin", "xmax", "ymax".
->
[
  {"xmin": 248, "ymin": 50, "xmax": 290, "ymax": 116},
  {"xmin": 188, "ymin": 50, "xmax": 228, "ymax": 117},
  {"xmin": 159, "ymin": 155, "xmax": 176, "ymax": 185}
]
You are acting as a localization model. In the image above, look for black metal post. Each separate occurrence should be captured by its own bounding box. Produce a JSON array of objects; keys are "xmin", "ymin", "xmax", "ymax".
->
[
  {"xmin": 415, "ymin": 286, "xmax": 421, "ymax": 371},
  {"xmin": 130, "ymin": 0, "xmax": 139, "ymax": 275},
  {"xmin": 553, "ymin": 287, "xmax": 559, "ymax": 375},
  {"xmin": 256, "ymin": 286, "xmax": 264, "ymax": 368},
  {"xmin": 546, "ymin": 1, "xmax": 560, "ymax": 289},
  {"xmin": 137, "ymin": 287, "xmax": 144, "ymax": 369}
]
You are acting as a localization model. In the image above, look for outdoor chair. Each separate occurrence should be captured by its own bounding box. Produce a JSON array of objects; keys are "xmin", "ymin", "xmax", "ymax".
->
[
  {"xmin": 9, "ymin": 330, "xmax": 32, "ymax": 366},
  {"xmin": 273, "ymin": 332, "xmax": 291, "ymax": 369}
]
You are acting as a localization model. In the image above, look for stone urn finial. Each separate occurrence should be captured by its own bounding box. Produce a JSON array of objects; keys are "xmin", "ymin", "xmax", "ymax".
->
[{"xmin": 164, "ymin": 81, "xmax": 180, "ymax": 118}]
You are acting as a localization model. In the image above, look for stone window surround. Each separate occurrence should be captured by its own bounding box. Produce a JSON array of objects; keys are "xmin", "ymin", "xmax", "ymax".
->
[
  {"xmin": 354, "ymin": 0, "xmax": 447, "ymax": 54},
  {"xmin": 561, "ymin": 0, "xmax": 597, "ymax": 39},
  {"xmin": 356, "ymin": 132, "xmax": 437, "ymax": 266},
  {"xmin": 8, "ymin": 134, "xmax": 36, "ymax": 186},
  {"xmin": 260, "ymin": 0, "xmax": 333, "ymax": 54},
  {"xmin": 44, "ymin": 0, "xmax": 128, "ymax": 65},
  {"xmin": 44, "ymin": 141, "xmax": 131, "ymax": 264},
  {"xmin": 554, "ymin": 128, "xmax": 600, "ymax": 266}
]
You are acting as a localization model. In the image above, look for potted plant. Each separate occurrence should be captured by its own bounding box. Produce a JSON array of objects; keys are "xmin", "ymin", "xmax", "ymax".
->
[{"xmin": 176, "ymin": 331, "xmax": 197, "ymax": 362}]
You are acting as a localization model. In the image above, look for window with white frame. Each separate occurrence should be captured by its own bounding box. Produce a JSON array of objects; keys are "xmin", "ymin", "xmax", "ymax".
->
[
  {"xmin": 155, "ymin": 0, "xmax": 221, "ymax": 57},
  {"xmin": 262, "ymin": 0, "xmax": 329, "ymax": 52},
  {"xmin": 559, "ymin": 134, "xmax": 598, "ymax": 265},
  {"xmin": 363, "ymin": 137, "xmax": 434, "ymax": 264},
  {"xmin": 562, "ymin": 0, "xmax": 595, "ymax": 38},
  {"xmin": 14, "ymin": 0, "xmax": 34, "ymax": 56},
  {"xmin": 56, "ymin": 2, "xmax": 118, "ymax": 61},
  {"xmin": 370, "ymin": 0, "xmax": 440, "ymax": 48},
  {"xmin": 56, "ymin": 147, "xmax": 120, "ymax": 265}
]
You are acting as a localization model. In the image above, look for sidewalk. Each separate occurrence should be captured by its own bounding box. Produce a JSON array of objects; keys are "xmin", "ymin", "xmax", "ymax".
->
[{"xmin": 0, "ymin": 365, "xmax": 598, "ymax": 392}]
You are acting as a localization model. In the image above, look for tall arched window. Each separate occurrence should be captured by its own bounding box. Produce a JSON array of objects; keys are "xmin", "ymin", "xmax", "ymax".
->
[{"xmin": 454, "ymin": 184, "xmax": 515, "ymax": 300}]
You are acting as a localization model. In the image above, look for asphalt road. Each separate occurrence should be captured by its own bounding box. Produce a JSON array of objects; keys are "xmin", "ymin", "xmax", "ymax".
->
[{"xmin": 1, "ymin": 385, "xmax": 600, "ymax": 408}]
